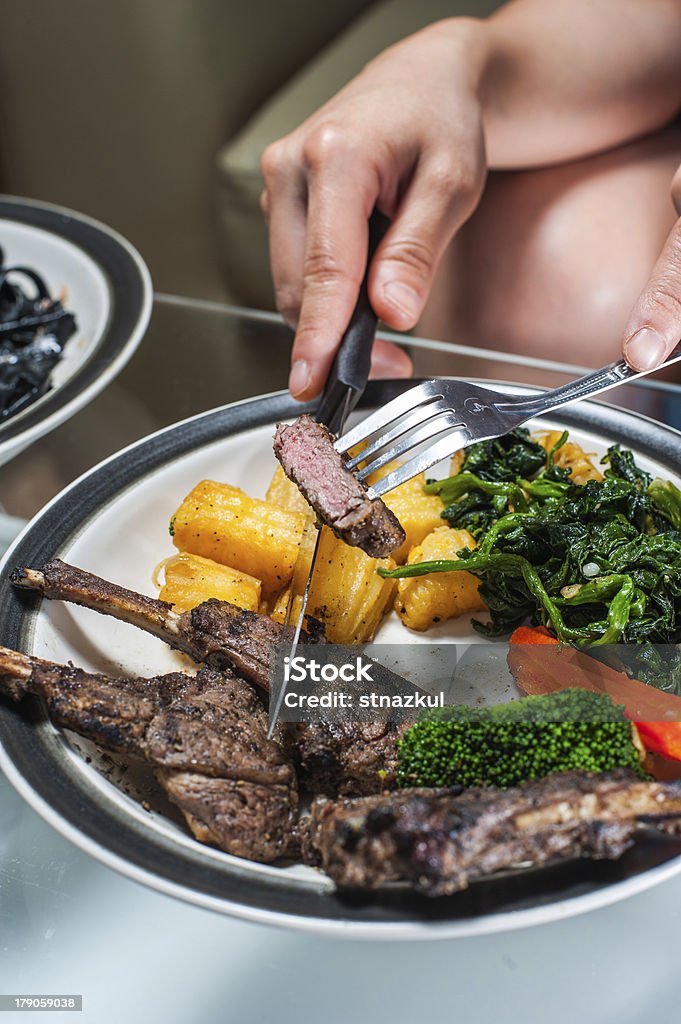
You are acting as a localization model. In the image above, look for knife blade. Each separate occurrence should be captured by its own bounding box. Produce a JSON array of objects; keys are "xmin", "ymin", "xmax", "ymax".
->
[{"xmin": 267, "ymin": 209, "xmax": 390, "ymax": 737}]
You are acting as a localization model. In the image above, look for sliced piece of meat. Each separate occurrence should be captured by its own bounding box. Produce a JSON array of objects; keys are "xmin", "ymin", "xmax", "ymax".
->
[
  {"xmin": 273, "ymin": 415, "xmax": 405, "ymax": 557},
  {"xmin": 0, "ymin": 645, "xmax": 298, "ymax": 861},
  {"xmin": 303, "ymin": 769, "xmax": 681, "ymax": 895}
]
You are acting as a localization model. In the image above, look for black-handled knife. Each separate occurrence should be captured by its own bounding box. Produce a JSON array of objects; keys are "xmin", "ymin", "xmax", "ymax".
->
[
  {"xmin": 267, "ymin": 208, "xmax": 390, "ymax": 736},
  {"xmin": 316, "ymin": 208, "xmax": 390, "ymax": 433}
]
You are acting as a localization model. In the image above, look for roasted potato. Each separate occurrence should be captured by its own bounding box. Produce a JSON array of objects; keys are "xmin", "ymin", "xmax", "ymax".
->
[
  {"xmin": 270, "ymin": 587, "xmax": 292, "ymax": 625},
  {"xmin": 395, "ymin": 526, "xmax": 485, "ymax": 632},
  {"xmin": 450, "ymin": 450, "xmax": 465, "ymax": 476},
  {"xmin": 270, "ymin": 526, "xmax": 396, "ymax": 644},
  {"xmin": 265, "ymin": 465, "xmax": 312, "ymax": 516},
  {"xmin": 170, "ymin": 480, "xmax": 305, "ymax": 597},
  {"xmin": 534, "ymin": 430, "xmax": 602, "ymax": 484},
  {"xmin": 158, "ymin": 552, "xmax": 261, "ymax": 612},
  {"xmin": 376, "ymin": 464, "xmax": 446, "ymax": 564}
]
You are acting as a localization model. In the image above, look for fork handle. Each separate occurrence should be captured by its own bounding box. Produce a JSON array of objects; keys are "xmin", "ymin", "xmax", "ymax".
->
[{"xmin": 496, "ymin": 343, "xmax": 681, "ymax": 416}]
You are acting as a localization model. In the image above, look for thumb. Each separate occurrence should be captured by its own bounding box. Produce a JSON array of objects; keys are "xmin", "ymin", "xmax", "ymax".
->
[{"xmin": 623, "ymin": 216, "xmax": 681, "ymax": 371}]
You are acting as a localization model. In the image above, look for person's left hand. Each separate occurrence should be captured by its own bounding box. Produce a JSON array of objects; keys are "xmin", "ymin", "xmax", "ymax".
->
[{"xmin": 623, "ymin": 162, "xmax": 681, "ymax": 370}]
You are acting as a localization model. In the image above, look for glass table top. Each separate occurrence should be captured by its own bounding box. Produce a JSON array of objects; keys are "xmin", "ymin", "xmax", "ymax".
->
[{"xmin": 1, "ymin": 295, "xmax": 681, "ymax": 1023}]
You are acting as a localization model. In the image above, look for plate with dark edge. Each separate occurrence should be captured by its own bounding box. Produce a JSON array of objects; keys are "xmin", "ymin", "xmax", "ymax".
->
[
  {"xmin": 2, "ymin": 379, "xmax": 681, "ymax": 939},
  {"xmin": 0, "ymin": 196, "xmax": 152, "ymax": 465}
]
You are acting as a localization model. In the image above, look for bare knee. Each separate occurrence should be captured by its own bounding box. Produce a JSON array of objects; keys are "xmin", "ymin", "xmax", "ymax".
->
[{"xmin": 421, "ymin": 128, "xmax": 681, "ymax": 365}]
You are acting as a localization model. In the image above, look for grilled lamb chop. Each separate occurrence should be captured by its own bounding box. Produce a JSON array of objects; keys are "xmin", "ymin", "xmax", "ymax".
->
[
  {"xmin": 12, "ymin": 559, "xmax": 282, "ymax": 693},
  {"xmin": 285, "ymin": 717, "xmax": 408, "ymax": 796},
  {"xmin": 303, "ymin": 769, "xmax": 681, "ymax": 895},
  {"xmin": 12, "ymin": 560, "xmax": 414, "ymax": 795},
  {"xmin": 273, "ymin": 415, "xmax": 405, "ymax": 557},
  {"xmin": 0, "ymin": 645, "xmax": 298, "ymax": 862}
]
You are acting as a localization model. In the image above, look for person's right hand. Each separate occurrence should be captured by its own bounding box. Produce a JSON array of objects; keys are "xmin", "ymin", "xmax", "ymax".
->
[{"xmin": 260, "ymin": 18, "xmax": 489, "ymax": 400}]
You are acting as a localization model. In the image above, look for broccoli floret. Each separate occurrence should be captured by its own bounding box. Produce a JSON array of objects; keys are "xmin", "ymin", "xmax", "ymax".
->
[{"xmin": 396, "ymin": 688, "xmax": 647, "ymax": 789}]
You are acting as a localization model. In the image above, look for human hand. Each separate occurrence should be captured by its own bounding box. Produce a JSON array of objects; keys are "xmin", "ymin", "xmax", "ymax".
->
[
  {"xmin": 260, "ymin": 19, "xmax": 488, "ymax": 400},
  {"xmin": 623, "ymin": 162, "xmax": 681, "ymax": 371}
]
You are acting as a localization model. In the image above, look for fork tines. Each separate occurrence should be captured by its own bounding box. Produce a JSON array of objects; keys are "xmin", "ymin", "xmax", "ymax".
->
[{"xmin": 334, "ymin": 381, "xmax": 471, "ymax": 498}]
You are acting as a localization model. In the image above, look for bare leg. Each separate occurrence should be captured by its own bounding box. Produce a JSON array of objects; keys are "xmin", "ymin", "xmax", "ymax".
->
[{"xmin": 417, "ymin": 125, "xmax": 681, "ymax": 397}]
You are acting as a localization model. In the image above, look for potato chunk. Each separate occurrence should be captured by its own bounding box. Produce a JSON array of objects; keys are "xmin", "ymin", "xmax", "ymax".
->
[
  {"xmin": 270, "ymin": 526, "xmax": 396, "ymax": 643},
  {"xmin": 396, "ymin": 526, "xmax": 485, "ymax": 632},
  {"xmin": 379, "ymin": 467, "xmax": 446, "ymax": 564},
  {"xmin": 158, "ymin": 552, "xmax": 261, "ymax": 612},
  {"xmin": 270, "ymin": 587, "xmax": 293, "ymax": 625},
  {"xmin": 534, "ymin": 430, "xmax": 602, "ymax": 484},
  {"xmin": 265, "ymin": 465, "xmax": 312, "ymax": 515},
  {"xmin": 170, "ymin": 480, "xmax": 305, "ymax": 597},
  {"xmin": 450, "ymin": 450, "xmax": 465, "ymax": 476}
]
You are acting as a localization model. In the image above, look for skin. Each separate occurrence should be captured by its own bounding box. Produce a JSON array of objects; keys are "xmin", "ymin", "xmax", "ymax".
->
[
  {"xmin": 420, "ymin": 126, "xmax": 681, "ymax": 370},
  {"xmin": 260, "ymin": 0, "xmax": 681, "ymax": 400}
]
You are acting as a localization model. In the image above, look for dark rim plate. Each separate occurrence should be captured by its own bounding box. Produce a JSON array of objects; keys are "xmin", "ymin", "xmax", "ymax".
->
[
  {"xmin": 0, "ymin": 195, "xmax": 152, "ymax": 450},
  {"xmin": 2, "ymin": 380, "xmax": 681, "ymax": 939}
]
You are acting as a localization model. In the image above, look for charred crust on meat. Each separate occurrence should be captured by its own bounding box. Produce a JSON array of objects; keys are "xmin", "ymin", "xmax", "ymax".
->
[
  {"xmin": 303, "ymin": 770, "xmax": 681, "ymax": 895},
  {"xmin": 16, "ymin": 562, "xmax": 681, "ymax": 890}
]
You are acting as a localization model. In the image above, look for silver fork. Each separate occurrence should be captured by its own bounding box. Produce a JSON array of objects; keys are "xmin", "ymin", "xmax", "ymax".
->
[{"xmin": 335, "ymin": 346, "xmax": 681, "ymax": 497}]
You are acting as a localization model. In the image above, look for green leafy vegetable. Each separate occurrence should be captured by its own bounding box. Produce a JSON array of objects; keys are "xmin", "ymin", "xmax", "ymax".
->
[
  {"xmin": 648, "ymin": 479, "xmax": 681, "ymax": 530},
  {"xmin": 449, "ymin": 427, "xmax": 547, "ymax": 482},
  {"xmin": 380, "ymin": 432, "xmax": 681, "ymax": 689}
]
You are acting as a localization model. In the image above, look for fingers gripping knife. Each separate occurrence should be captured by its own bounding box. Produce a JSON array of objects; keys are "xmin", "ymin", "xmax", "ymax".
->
[{"xmin": 267, "ymin": 210, "xmax": 389, "ymax": 737}]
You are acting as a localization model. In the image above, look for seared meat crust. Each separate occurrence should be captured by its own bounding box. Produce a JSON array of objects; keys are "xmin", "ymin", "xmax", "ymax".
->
[
  {"xmin": 159, "ymin": 771, "xmax": 297, "ymax": 862},
  {"xmin": 287, "ymin": 718, "xmax": 408, "ymax": 796},
  {"xmin": 12, "ymin": 560, "xmax": 283, "ymax": 693}
]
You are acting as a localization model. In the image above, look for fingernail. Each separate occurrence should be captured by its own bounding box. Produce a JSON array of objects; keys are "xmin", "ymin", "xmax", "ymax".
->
[
  {"xmin": 382, "ymin": 281, "xmax": 421, "ymax": 324},
  {"xmin": 288, "ymin": 359, "xmax": 311, "ymax": 397},
  {"xmin": 624, "ymin": 328, "xmax": 668, "ymax": 371}
]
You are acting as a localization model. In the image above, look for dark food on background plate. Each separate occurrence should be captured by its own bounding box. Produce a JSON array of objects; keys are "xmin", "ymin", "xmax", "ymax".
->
[
  {"xmin": 0, "ymin": 247, "xmax": 77, "ymax": 420},
  {"xmin": 10, "ymin": 557, "xmax": 681, "ymax": 892},
  {"xmin": 273, "ymin": 414, "xmax": 406, "ymax": 558}
]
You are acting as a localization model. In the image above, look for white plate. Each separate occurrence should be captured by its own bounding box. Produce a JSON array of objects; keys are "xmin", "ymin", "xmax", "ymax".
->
[
  {"xmin": 0, "ymin": 196, "xmax": 152, "ymax": 465},
  {"xmin": 2, "ymin": 381, "xmax": 681, "ymax": 938}
]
